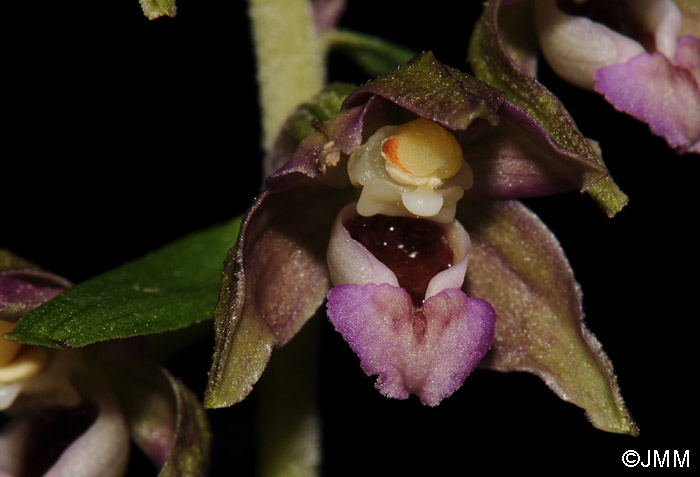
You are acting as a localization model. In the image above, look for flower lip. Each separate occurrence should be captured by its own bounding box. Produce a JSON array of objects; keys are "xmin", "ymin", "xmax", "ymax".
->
[{"xmin": 327, "ymin": 203, "xmax": 470, "ymax": 307}]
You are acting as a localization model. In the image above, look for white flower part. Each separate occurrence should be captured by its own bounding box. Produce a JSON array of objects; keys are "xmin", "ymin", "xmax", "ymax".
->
[
  {"xmin": 625, "ymin": 0, "xmax": 682, "ymax": 59},
  {"xmin": 348, "ymin": 122, "xmax": 473, "ymax": 223},
  {"xmin": 534, "ymin": 0, "xmax": 645, "ymax": 90},
  {"xmin": 424, "ymin": 219, "xmax": 471, "ymax": 300},
  {"xmin": 45, "ymin": 385, "xmax": 130, "ymax": 477},
  {"xmin": 326, "ymin": 203, "xmax": 400, "ymax": 288},
  {"xmin": 0, "ymin": 382, "xmax": 23, "ymax": 411}
]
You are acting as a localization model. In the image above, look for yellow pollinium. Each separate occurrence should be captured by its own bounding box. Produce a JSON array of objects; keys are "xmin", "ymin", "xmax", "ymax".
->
[
  {"xmin": 0, "ymin": 320, "xmax": 21, "ymax": 367},
  {"xmin": 0, "ymin": 320, "xmax": 48, "ymax": 383},
  {"xmin": 381, "ymin": 118, "xmax": 463, "ymax": 187}
]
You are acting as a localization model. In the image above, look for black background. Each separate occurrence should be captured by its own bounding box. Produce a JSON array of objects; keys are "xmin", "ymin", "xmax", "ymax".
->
[{"xmin": 3, "ymin": 1, "xmax": 699, "ymax": 475}]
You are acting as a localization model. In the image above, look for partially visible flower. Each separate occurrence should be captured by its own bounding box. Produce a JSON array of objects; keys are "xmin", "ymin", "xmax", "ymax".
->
[
  {"xmin": 0, "ymin": 265, "xmax": 131, "ymax": 477},
  {"xmin": 533, "ymin": 0, "xmax": 700, "ymax": 153},
  {"xmin": 207, "ymin": 53, "xmax": 637, "ymax": 434},
  {"xmin": 0, "ymin": 251, "xmax": 211, "ymax": 476}
]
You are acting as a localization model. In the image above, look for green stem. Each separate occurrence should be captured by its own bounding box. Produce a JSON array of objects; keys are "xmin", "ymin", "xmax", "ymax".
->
[
  {"xmin": 247, "ymin": 0, "xmax": 326, "ymax": 151},
  {"xmin": 257, "ymin": 316, "xmax": 321, "ymax": 477}
]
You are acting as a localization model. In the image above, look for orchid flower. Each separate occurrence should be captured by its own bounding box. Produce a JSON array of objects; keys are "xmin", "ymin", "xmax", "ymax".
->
[
  {"xmin": 206, "ymin": 52, "xmax": 637, "ymax": 435},
  {"xmin": 0, "ymin": 251, "xmax": 211, "ymax": 476},
  {"xmin": 481, "ymin": 0, "xmax": 700, "ymax": 154}
]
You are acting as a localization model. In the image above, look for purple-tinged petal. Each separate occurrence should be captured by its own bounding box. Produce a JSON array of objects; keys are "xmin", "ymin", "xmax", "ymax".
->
[
  {"xmin": 312, "ymin": 0, "xmax": 345, "ymax": 32},
  {"xmin": 594, "ymin": 49, "xmax": 700, "ymax": 154},
  {"xmin": 675, "ymin": 34, "xmax": 700, "ymax": 84},
  {"xmin": 205, "ymin": 187, "xmax": 352, "ymax": 408},
  {"xmin": 0, "ymin": 360, "xmax": 129, "ymax": 477},
  {"xmin": 264, "ymin": 82, "xmax": 359, "ymax": 180},
  {"xmin": 469, "ymin": 0, "xmax": 628, "ymax": 216},
  {"xmin": 87, "ymin": 341, "xmax": 211, "ymax": 475},
  {"xmin": 463, "ymin": 100, "xmax": 607, "ymax": 198},
  {"xmin": 327, "ymin": 283, "xmax": 495, "ymax": 406},
  {"xmin": 0, "ymin": 270, "xmax": 71, "ymax": 322},
  {"xmin": 458, "ymin": 198, "xmax": 637, "ymax": 435},
  {"xmin": 266, "ymin": 96, "xmax": 390, "ymax": 193},
  {"xmin": 44, "ymin": 387, "xmax": 130, "ymax": 477}
]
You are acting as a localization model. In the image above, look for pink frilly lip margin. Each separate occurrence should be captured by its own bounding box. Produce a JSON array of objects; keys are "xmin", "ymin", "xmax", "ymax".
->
[
  {"xmin": 325, "ymin": 204, "xmax": 496, "ymax": 406},
  {"xmin": 594, "ymin": 35, "xmax": 700, "ymax": 154}
]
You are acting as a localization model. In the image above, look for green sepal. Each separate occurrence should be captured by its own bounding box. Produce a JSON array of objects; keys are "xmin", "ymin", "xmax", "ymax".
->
[
  {"xmin": 352, "ymin": 51, "xmax": 504, "ymax": 130},
  {"xmin": 5, "ymin": 218, "xmax": 241, "ymax": 348},
  {"xmin": 461, "ymin": 199, "xmax": 638, "ymax": 435},
  {"xmin": 468, "ymin": 0, "xmax": 628, "ymax": 217},
  {"xmin": 285, "ymin": 82, "xmax": 358, "ymax": 143}
]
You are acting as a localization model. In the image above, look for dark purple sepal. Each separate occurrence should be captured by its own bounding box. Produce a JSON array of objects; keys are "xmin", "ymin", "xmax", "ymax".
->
[{"xmin": 458, "ymin": 198, "xmax": 638, "ymax": 435}]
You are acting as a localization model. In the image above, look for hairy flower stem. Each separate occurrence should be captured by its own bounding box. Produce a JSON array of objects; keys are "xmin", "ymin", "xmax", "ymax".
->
[{"xmin": 248, "ymin": 0, "xmax": 326, "ymax": 152}]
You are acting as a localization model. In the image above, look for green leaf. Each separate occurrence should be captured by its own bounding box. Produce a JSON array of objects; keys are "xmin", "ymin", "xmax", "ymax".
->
[
  {"xmin": 325, "ymin": 29, "xmax": 416, "ymax": 77},
  {"xmin": 139, "ymin": 0, "xmax": 177, "ymax": 20},
  {"xmin": 468, "ymin": 0, "xmax": 628, "ymax": 217},
  {"xmin": 5, "ymin": 217, "xmax": 241, "ymax": 348}
]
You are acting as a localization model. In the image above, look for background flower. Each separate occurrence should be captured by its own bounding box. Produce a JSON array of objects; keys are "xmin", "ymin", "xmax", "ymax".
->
[{"xmin": 479, "ymin": 0, "xmax": 700, "ymax": 153}]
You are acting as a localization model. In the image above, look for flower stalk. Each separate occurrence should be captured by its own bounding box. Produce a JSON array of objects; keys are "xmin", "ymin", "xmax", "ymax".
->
[{"xmin": 248, "ymin": 0, "xmax": 326, "ymax": 151}]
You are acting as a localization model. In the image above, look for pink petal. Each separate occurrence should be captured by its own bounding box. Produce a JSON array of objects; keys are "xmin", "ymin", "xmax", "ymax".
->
[
  {"xmin": 0, "ymin": 271, "xmax": 70, "ymax": 322},
  {"xmin": 594, "ymin": 50, "xmax": 700, "ymax": 153},
  {"xmin": 326, "ymin": 283, "xmax": 496, "ymax": 406}
]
